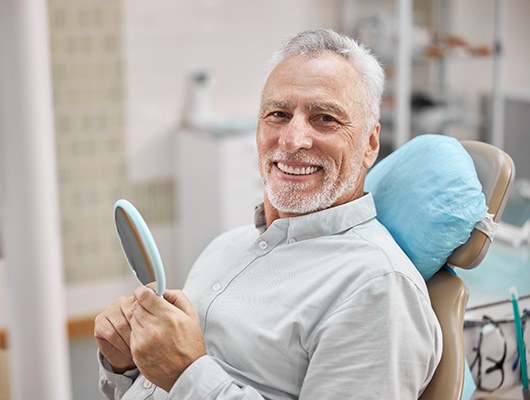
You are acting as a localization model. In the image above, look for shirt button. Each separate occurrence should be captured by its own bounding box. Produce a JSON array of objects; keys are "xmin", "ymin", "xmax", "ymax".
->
[
  {"xmin": 143, "ymin": 380, "xmax": 152, "ymax": 389},
  {"xmin": 258, "ymin": 240, "xmax": 268, "ymax": 250},
  {"xmin": 288, "ymin": 238, "xmax": 297, "ymax": 244},
  {"xmin": 212, "ymin": 282, "xmax": 222, "ymax": 291}
]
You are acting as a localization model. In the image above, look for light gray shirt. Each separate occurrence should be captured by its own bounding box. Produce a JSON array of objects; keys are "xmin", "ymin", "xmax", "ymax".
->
[{"xmin": 100, "ymin": 193, "xmax": 442, "ymax": 399}]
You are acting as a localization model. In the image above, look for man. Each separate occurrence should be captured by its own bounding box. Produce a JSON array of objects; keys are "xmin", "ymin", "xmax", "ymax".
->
[{"xmin": 95, "ymin": 29, "xmax": 442, "ymax": 399}]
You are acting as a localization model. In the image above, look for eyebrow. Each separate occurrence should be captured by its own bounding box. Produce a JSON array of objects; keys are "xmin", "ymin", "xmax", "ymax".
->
[
  {"xmin": 262, "ymin": 100, "xmax": 348, "ymax": 115},
  {"xmin": 262, "ymin": 100, "xmax": 293, "ymax": 110},
  {"xmin": 305, "ymin": 102, "xmax": 348, "ymax": 118}
]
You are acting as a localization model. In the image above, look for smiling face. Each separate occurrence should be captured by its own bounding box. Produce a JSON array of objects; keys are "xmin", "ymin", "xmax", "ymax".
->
[{"xmin": 257, "ymin": 52, "xmax": 380, "ymax": 222}]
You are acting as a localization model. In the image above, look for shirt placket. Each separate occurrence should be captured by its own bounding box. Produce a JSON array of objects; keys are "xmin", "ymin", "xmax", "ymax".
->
[{"xmin": 199, "ymin": 221, "xmax": 288, "ymax": 331}]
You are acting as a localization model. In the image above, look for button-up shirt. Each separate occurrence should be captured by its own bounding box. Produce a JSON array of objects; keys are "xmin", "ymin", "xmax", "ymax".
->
[{"xmin": 100, "ymin": 193, "xmax": 442, "ymax": 399}]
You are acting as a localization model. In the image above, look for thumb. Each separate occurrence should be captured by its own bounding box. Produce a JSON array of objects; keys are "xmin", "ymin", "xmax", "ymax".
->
[{"xmin": 163, "ymin": 289, "xmax": 196, "ymax": 316}]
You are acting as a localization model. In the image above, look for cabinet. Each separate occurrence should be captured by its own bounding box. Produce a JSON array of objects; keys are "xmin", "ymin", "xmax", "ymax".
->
[
  {"xmin": 346, "ymin": 0, "xmax": 505, "ymax": 152},
  {"xmin": 175, "ymin": 129, "xmax": 262, "ymax": 281}
]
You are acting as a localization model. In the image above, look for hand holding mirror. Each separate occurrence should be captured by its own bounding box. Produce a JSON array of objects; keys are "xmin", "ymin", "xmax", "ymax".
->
[{"xmin": 114, "ymin": 199, "xmax": 166, "ymax": 296}]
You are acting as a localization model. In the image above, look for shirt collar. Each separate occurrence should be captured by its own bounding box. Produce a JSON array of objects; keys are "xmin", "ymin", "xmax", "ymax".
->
[{"xmin": 254, "ymin": 193, "xmax": 377, "ymax": 241}]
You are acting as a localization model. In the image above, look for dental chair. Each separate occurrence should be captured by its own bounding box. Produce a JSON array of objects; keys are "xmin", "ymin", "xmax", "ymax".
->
[
  {"xmin": 419, "ymin": 141, "xmax": 515, "ymax": 400},
  {"xmin": 366, "ymin": 135, "xmax": 515, "ymax": 400}
]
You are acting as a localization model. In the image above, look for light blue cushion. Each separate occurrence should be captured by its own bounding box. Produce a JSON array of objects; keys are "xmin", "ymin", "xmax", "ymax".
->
[{"xmin": 365, "ymin": 134, "xmax": 488, "ymax": 281}]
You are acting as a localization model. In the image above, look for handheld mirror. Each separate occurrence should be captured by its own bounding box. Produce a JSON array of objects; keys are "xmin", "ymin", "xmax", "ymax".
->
[{"xmin": 114, "ymin": 199, "xmax": 166, "ymax": 296}]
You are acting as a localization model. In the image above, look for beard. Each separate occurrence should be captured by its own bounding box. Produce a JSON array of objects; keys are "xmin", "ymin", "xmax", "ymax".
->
[{"xmin": 260, "ymin": 149, "xmax": 363, "ymax": 215}]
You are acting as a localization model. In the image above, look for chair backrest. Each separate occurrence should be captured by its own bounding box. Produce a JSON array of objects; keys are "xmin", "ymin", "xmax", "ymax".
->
[
  {"xmin": 419, "ymin": 141, "xmax": 515, "ymax": 400},
  {"xmin": 448, "ymin": 141, "xmax": 516, "ymax": 269}
]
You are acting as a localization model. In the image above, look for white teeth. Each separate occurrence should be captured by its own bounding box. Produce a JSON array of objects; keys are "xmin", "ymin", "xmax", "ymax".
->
[{"xmin": 277, "ymin": 162, "xmax": 319, "ymax": 175}]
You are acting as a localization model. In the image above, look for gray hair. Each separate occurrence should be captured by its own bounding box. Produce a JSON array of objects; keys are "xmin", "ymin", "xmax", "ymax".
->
[{"xmin": 268, "ymin": 29, "xmax": 385, "ymax": 131}]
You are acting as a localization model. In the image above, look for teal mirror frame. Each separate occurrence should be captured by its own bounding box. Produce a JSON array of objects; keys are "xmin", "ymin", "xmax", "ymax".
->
[{"xmin": 114, "ymin": 199, "xmax": 166, "ymax": 296}]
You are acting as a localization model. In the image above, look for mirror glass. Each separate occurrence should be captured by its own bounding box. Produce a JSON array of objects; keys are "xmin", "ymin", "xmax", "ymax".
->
[{"xmin": 114, "ymin": 199, "xmax": 166, "ymax": 296}]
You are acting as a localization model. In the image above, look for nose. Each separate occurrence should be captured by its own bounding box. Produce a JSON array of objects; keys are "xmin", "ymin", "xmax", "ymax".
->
[{"xmin": 278, "ymin": 115, "xmax": 313, "ymax": 152}]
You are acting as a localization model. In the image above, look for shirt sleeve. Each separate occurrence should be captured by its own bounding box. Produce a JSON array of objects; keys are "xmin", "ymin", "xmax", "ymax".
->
[
  {"xmin": 98, "ymin": 350, "xmax": 140, "ymax": 400},
  {"xmin": 299, "ymin": 272, "xmax": 442, "ymax": 399},
  {"xmin": 168, "ymin": 355, "xmax": 267, "ymax": 399}
]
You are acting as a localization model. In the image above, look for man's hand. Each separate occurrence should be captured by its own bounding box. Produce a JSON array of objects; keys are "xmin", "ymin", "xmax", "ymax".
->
[
  {"xmin": 94, "ymin": 295, "xmax": 136, "ymax": 373},
  {"xmin": 129, "ymin": 286, "xmax": 207, "ymax": 392}
]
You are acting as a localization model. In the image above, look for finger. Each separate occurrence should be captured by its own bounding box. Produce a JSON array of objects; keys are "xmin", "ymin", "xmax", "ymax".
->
[
  {"xmin": 94, "ymin": 313, "xmax": 130, "ymax": 354},
  {"xmin": 133, "ymin": 286, "xmax": 161, "ymax": 316},
  {"xmin": 128, "ymin": 310, "xmax": 141, "ymax": 331},
  {"xmin": 118, "ymin": 302, "xmax": 134, "ymax": 346},
  {"xmin": 145, "ymin": 281, "xmax": 157, "ymax": 292},
  {"xmin": 124, "ymin": 300, "xmax": 134, "ymax": 322},
  {"xmin": 163, "ymin": 289, "xmax": 196, "ymax": 317},
  {"xmin": 129, "ymin": 301, "xmax": 157, "ymax": 330},
  {"xmin": 134, "ymin": 285, "xmax": 184, "ymax": 317},
  {"xmin": 110, "ymin": 296, "xmax": 135, "ymax": 343}
]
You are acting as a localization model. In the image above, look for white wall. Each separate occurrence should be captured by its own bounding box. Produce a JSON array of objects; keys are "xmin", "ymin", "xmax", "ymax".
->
[{"xmin": 122, "ymin": 0, "xmax": 342, "ymax": 182}]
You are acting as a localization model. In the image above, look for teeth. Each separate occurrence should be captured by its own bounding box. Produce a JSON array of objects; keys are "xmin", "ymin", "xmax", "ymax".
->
[{"xmin": 277, "ymin": 162, "xmax": 319, "ymax": 175}]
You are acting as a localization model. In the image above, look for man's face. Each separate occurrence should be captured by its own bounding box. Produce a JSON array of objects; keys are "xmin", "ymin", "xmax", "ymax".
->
[{"xmin": 257, "ymin": 52, "xmax": 380, "ymax": 216}]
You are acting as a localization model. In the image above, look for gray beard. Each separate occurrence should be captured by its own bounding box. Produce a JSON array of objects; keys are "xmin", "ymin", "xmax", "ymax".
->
[{"xmin": 261, "ymin": 153, "xmax": 362, "ymax": 215}]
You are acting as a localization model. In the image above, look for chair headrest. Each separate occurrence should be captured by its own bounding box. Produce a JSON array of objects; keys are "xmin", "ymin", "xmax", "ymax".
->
[
  {"xmin": 365, "ymin": 134, "xmax": 515, "ymax": 280},
  {"xmin": 448, "ymin": 140, "xmax": 515, "ymax": 269}
]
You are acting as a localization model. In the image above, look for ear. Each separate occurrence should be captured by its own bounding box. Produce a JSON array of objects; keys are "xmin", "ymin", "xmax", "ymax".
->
[{"xmin": 362, "ymin": 123, "xmax": 380, "ymax": 169}]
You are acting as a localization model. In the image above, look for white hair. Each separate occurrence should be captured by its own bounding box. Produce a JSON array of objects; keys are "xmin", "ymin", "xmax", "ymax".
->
[{"xmin": 268, "ymin": 29, "xmax": 385, "ymax": 131}]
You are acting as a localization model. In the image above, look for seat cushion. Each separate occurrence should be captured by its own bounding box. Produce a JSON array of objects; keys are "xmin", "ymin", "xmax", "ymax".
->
[{"xmin": 365, "ymin": 134, "xmax": 488, "ymax": 280}]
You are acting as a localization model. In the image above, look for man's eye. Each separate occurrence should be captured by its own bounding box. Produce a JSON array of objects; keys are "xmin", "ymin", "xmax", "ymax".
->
[
  {"xmin": 265, "ymin": 111, "xmax": 290, "ymax": 121},
  {"xmin": 270, "ymin": 111, "xmax": 289, "ymax": 119},
  {"xmin": 315, "ymin": 114, "xmax": 337, "ymax": 123}
]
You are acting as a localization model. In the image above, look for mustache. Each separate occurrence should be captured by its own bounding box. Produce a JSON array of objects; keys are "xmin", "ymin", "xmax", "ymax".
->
[{"xmin": 267, "ymin": 150, "xmax": 326, "ymax": 166}]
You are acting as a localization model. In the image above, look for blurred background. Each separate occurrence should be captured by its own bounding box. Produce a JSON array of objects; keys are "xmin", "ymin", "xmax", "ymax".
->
[{"xmin": 0, "ymin": 0, "xmax": 529, "ymax": 399}]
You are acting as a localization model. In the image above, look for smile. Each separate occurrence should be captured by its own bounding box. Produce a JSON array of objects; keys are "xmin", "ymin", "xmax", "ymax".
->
[{"xmin": 276, "ymin": 162, "xmax": 320, "ymax": 176}]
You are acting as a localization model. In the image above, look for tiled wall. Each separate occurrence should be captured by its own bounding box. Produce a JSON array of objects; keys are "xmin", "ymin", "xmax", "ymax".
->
[{"xmin": 48, "ymin": 0, "xmax": 174, "ymax": 283}]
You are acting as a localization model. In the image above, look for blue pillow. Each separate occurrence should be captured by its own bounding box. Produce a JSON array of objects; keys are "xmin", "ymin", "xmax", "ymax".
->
[{"xmin": 365, "ymin": 134, "xmax": 488, "ymax": 280}]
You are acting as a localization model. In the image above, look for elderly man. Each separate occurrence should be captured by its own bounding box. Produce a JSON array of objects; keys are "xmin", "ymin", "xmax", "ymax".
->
[{"xmin": 95, "ymin": 29, "xmax": 442, "ymax": 399}]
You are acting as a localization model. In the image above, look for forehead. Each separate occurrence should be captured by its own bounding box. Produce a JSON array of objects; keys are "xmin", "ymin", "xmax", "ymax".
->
[{"xmin": 261, "ymin": 53, "xmax": 363, "ymax": 110}]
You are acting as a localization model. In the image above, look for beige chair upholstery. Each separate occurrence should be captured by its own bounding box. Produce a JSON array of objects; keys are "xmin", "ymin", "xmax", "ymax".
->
[
  {"xmin": 419, "ymin": 141, "xmax": 515, "ymax": 400},
  {"xmin": 449, "ymin": 141, "xmax": 516, "ymax": 270}
]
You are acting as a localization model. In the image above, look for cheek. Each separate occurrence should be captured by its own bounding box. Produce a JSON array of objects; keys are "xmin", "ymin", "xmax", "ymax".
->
[
  {"xmin": 335, "ymin": 142, "xmax": 364, "ymax": 180},
  {"xmin": 256, "ymin": 128, "xmax": 272, "ymax": 174},
  {"xmin": 323, "ymin": 143, "xmax": 348, "ymax": 175},
  {"xmin": 256, "ymin": 126, "xmax": 278, "ymax": 157},
  {"xmin": 256, "ymin": 122, "xmax": 268, "ymax": 146}
]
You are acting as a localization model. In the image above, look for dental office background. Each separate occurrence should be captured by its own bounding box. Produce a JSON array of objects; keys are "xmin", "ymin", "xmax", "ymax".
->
[{"xmin": 1, "ymin": 0, "xmax": 529, "ymax": 399}]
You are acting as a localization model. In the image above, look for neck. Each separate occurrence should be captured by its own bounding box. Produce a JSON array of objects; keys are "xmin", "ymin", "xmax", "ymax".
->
[{"xmin": 263, "ymin": 197, "xmax": 282, "ymax": 228}]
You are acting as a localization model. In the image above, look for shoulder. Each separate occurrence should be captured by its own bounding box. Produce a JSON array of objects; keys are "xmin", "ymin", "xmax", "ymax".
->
[{"xmin": 342, "ymin": 217, "xmax": 429, "ymax": 298}]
